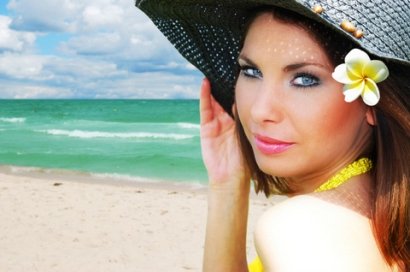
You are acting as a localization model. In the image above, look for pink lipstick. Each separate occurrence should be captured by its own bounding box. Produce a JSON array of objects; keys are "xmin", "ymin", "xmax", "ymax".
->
[{"xmin": 254, "ymin": 134, "xmax": 294, "ymax": 155}]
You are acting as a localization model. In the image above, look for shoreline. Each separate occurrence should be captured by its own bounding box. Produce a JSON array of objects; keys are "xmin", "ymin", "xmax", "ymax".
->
[
  {"xmin": 0, "ymin": 164, "xmax": 208, "ymax": 192},
  {"xmin": 0, "ymin": 164, "xmax": 284, "ymax": 271},
  {"xmin": 0, "ymin": 164, "xmax": 273, "ymax": 200}
]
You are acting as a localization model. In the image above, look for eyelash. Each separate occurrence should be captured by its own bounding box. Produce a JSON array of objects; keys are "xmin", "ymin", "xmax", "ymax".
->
[
  {"xmin": 239, "ymin": 65, "xmax": 262, "ymax": 79},
  {"xmin": 291, "ymin": 73, "xmax": 320, "ymax": 88},
  {"xmin": 239, "ymin": 65, "xmax": 320, "ymax": 88}
]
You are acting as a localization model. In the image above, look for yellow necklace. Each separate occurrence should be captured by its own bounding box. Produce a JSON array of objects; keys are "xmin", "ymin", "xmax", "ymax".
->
[{"xmin": 314, "ymin": 158, "xmax": 373, "ymax": 192}]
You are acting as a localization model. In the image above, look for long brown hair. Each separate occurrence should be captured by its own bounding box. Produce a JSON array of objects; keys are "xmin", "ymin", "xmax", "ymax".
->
[{"xmin": 234, "ymin": 7, "xmax": 410, "ymax": 269}]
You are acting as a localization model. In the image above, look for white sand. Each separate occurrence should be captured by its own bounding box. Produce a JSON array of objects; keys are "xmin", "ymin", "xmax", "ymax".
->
[{"xmin": 0, "ymin": 167, "xmax": 284, "ymax": 271}]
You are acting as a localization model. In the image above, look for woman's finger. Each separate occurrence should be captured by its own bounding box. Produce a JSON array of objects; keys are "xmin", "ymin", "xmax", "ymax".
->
[
  {"xmin": 200, "ymin": 78, "xmax": 213, "ymax": 125},
  {"xmin": 210, "ymin": 92, "xmax": 225, "ymax": 116}
]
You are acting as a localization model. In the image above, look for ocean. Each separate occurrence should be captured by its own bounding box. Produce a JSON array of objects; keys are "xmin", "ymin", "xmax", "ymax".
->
[{"xmin": 0, "ymin": 100, "xmax": 208, "ymax": 184}]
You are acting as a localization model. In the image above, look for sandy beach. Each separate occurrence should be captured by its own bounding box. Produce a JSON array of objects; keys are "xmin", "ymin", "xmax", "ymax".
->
[{"xmin": 0, "ymin": 166, "xmax": 284, "ymax": 272}]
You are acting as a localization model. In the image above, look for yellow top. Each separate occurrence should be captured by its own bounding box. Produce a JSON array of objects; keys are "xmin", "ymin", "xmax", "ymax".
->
[
  {"xmin": 248, "ymin": 257, "xmax": 400, "ymax": 272},
  {"xmin": 248, "ymin": 255, "xmax": 263, "ymax": 272},
  {"xmin": 248, "ymin": 158, "xmax": 373, "ymax": 272}
]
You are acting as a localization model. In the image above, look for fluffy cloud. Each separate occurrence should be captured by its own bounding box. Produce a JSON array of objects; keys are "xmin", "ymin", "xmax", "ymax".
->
[
  {"xmin": 0, "ymin": 53, "xmax": 46, "ymax": 79},
  {"xmin": 0, "ymin": 15, "xmax": 35, "ymax": 52},
  {"xmin": 82, "ymin": 4, "xmax": 124, "ymax": 29},
  {"xmin": 7, "ymin": 0, "xmax": 79, "ymax": 32},
  {"xmin": 0, "ymin": 51, "xmax": 201, "ymax": 99},
  {"xmin": 0, "ymin": 81, "xmax": 75, "ymax": 98},
  {"xmin": 59, "ymin": 32, "xmax": 123, "ymax": 55},
  {"xmin": 7, "ymin": 0, "xmax": 178, "ymax": 60},
  {"xmin": 0, "ymin": 0, "xmax": 202, "ymax": 99}
]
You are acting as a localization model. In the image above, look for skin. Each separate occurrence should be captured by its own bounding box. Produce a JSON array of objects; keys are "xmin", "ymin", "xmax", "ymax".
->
[
  {"xmin": 201, "ymin": 12, "xmax": 392, "ymax": 272},
  {"xmin": 235, "ymin": 13, "xmax": 373, "ymax": 194}
]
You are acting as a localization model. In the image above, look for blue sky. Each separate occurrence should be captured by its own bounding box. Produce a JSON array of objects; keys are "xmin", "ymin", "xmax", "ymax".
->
[{"xmin": 0, "ymin": 0, "xmax": 202, "ymax": 99}]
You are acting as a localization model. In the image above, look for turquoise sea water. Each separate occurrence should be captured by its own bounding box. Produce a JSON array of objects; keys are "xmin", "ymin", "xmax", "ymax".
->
[{"xmin": 0, "ymin": 100, "xmax": 207, "ymax": 184}]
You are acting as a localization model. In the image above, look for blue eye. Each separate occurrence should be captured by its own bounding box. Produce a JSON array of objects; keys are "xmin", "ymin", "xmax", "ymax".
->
[
  {"xmin": 240, "ymin": 66, "xmax": 262, "ymax": 79},
  {"xmin": 292, "ymin": 73, "xmax": 320, "ymax": 88}
]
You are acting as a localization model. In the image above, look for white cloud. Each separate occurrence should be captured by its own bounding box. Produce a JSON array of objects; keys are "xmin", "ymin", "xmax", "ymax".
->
[
  {"xmin": 82, "ymin": 4, "xmax": 124, "ymax": 29},
  {"xmin": 0, "ymin": 82, "xmax": 74, "ymax": 98},
  {"xmin": 0, "ymin": 52, "xmax": 126, "ymax": 81},
  {"xmin": 1, "ymin": 0, "xmax": 202, "ymax": 99},
  {"xmin": 0, "ymin": 50, "xmax": 202, "ymax": 99},
  {"xmin": 8, "ymin": 0, "xmax": 180, "ymax": 62},
  {"xmin": 0, "ymin": 70, "xmax": 202, "ymax": 99},
  {"xmin": 12, "ymin": 86, "xmax": 74, "ymax": 99},
  {"xmin": 7, "ymin": 0, "xmax": 80, "ymax": 32},
  {"xmin": 0, "ymin": 15, "xmax": 35, "ymax": 52},
  {"xmin": 92, "ymin": 72, "xmax": 201, "ymax": 99},
  {"xmin": 45, "ymin": 56, "xmax": 126, "ymax": 79},
  {"xmin": 59, "ymin": 32, "xmax": 123, "ymax": 55},
  {"xmin": 0, "ymin": 53, "xmax": 46, "ymax": 79},
  {"xmin": 7, "ymin": 0, "xmax": 136, "ymax": 33}
]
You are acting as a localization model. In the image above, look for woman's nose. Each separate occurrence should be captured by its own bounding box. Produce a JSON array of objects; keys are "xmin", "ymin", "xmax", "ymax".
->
[{"xmin": 250, "ymin": 81, "xmax": 284, "ymax": 124}]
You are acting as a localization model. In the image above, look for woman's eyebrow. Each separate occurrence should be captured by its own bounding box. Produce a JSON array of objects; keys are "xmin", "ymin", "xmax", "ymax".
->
[
  {"xmin": 284, "ymin": 62, "xmax": 329, "ymax": 72},
  {"xmin": 238, "ymin": 54, "xmax": 330, "ymax": 72},
  {"xmin": 237, "ymin": 55, "xmax": 258, "ymax": 68}
]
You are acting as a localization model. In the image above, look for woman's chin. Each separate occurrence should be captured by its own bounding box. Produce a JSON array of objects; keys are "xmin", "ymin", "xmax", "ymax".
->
[{"xmin": 253, "ymin": 150, "xmax": 295, "ymax": 175}]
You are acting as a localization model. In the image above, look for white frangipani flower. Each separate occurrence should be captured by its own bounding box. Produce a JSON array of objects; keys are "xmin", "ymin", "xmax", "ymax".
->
[{"xmin": 332, "ymin": 48, "xmax": 389, "ymax": 106}]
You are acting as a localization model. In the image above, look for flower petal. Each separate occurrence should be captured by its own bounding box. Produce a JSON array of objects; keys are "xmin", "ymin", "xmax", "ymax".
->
[
  {"xmin": 332, "ymin": 64, "xmax": 356, "ymax": 84},
  {"xmin": 362, "ymin": 79, "xmax": 380, "ymax": 106},
  {"xmin": 343, "ymin": 81, "xmax": 365, "ymax": 102},
  {"xmin": 363, "ymin": 60, "xmax": 389, "ymax": 83},
  {"xmin": 345, "ymin": 49, "xmax": 370, "ymax": 78},
  {"xmin": 345, "ymin": 48, "xmax": 371, "ymax": 64}
]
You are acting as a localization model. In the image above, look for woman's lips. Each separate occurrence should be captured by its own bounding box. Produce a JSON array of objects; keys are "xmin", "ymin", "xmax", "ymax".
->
[{"xmin": 254, "ymin": 134, "xmax": 294, "ymax": 155}]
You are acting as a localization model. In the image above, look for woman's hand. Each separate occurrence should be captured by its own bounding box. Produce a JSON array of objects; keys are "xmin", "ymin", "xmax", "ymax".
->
[
  {"xmin": 200, "ymin": 78, "xmax": 249, "ymax": 188},
  {"xmin": 201, "ymin": 78, "xmax": 251, "ymax": 271}
]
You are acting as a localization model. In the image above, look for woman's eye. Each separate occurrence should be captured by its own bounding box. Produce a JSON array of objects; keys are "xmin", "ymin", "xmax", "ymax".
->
[
  {"xmin": 240, "ymin": 66, "xmax": 262, "ymax": 79},
  {"xmin": 291, "ymin": 73, "xmax": 320, "ymax": 88}
]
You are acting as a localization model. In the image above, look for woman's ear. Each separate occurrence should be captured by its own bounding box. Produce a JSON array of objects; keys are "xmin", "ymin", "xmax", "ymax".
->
[
  {"xmin": 232, "ymin": 103, "xmax": 237, "ymax": 119},
  {"xmin": 365, "ymin": 107, "xmax": 376, "ymax": 126}
]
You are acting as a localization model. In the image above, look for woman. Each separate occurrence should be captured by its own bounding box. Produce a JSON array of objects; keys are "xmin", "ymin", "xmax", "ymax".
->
[{"xmin": 135, "ymin": 1, "xmax": 409, "ymax": 271}]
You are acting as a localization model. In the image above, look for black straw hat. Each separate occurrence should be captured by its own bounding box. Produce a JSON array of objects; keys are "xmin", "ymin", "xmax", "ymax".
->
[{"xmin": 135, "ymin": 0, "xmax": 410, "ymax": 113}]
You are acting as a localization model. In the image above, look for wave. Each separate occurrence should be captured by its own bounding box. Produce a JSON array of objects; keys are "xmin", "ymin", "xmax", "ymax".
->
[
  {"xmin": 177, "ymin": 122, "xmax": 200, "ymax": 129},
  {"xmin": 0, "ymin": 117, "xmax": 26, "ymax": 123},
  {"xmin": 37, "ymin": 129, "xmax": 195, "ymax": 140},
  {"xmin": 47, "ymin": 119, "xmax": 200, "ymax": 129}
]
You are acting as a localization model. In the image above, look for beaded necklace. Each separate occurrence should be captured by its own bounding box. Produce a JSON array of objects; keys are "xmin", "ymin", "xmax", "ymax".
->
[{"xmin": 314, "ymin": 157, "xmax": 373, "ymax": 192}]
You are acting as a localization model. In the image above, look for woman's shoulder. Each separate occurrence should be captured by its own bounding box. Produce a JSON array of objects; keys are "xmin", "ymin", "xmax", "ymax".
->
[
  {"xmin": 255, "ymin": 194, "xmax": 369, "ymax": 244},
  {"xmin": 254, "ymin": 194, "xmax": 391, "ymax": 271},
  {"xmin": 258, "ymin": 193, "xmax": 367, "ymax": 223}
]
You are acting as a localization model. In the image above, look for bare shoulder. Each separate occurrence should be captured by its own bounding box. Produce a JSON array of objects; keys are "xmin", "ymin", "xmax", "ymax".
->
[{"xmin": 254, "ymin": 195, "xmax": 391, "ymax": 272}]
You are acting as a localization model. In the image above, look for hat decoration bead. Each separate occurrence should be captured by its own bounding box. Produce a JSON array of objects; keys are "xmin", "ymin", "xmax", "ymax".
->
[
  {"xmin": 312, "ymin": 6, "xmax": 364, "ymax": 40},
  {"xmin": 340, "ymin": 20, "xmax": 356, "ymax": 33},
  {"xmin": 340, "ymin": 20, "xmax": 364, "ymax": 39},
  {"xmin": 332, "ymin": 48, "xmax": 389, "ymax": 106},
  {"xmin": 353, "ymin": 29, "xmax": 364, "ymax": 39},
  {"xmin": 312, "ymin": 5, "xmax": 324, "ymax": 14}
]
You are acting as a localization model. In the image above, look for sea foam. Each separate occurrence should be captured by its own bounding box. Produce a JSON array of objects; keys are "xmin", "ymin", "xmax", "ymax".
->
[
  {"xmin": 0, "ymin": 117, "xmax": 26, "ymax": 123},
  {"xmin": 39, "ymin": 129, "xmax": 195, "ymax": 140},
  {"xmin": 177, "ymin": 122, "xmax": 200, "ymax": 129}
]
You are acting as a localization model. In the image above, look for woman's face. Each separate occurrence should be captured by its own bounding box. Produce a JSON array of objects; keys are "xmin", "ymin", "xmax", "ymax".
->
[{"xmin": 235, "ymin": 13, "xmax": 373, "ymax": 192}]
